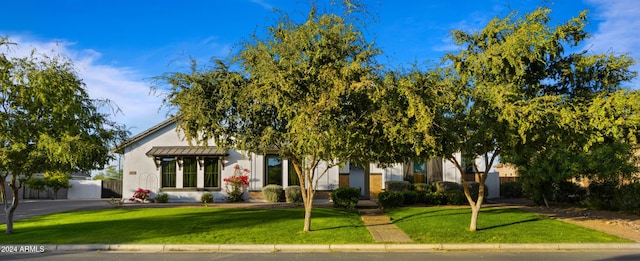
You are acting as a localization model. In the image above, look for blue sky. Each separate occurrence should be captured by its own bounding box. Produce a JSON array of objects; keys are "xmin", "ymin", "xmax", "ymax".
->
[{"xmin": 1, "ymin": 0, "xmax": 639, "ymax": 135}]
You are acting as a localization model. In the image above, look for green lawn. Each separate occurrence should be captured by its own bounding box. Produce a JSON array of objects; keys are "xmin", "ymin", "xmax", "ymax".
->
[
  {"xmin": 386, "ymin": 207, "xmax": 633, "ymax": 243},
  {"xmin": 0, "ymin": 207, "xmax": 373, "ymax": 244},
  {"xmin": 1, "ymin": 206, "xmax": 632, "ymax": 244}
]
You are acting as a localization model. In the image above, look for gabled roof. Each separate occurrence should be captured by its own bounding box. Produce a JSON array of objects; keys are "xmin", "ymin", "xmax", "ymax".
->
[{"xmin": 113, "ymin": 117, "xmax": 178, "ymax": 154}]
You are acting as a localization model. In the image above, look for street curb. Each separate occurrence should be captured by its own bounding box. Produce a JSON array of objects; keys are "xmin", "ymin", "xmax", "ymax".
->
[{"xmin": 21, "ymin": 243, "xmax": 640, "ymax": 253}]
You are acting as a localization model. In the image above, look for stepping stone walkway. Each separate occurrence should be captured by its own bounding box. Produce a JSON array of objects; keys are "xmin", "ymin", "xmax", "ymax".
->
[{"xmin": 358, "ymin": 203, "xmax": 413, "ymax": 243}]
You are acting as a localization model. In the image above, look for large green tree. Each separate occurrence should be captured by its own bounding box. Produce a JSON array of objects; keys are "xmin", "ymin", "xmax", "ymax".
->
[
  {"xmin": 392, "ymin": 7, "xmax": 638, "ymax": 232},
  {"xmin": 158, "ymin": 3, "xmax": 384, "ymax": 232},
  {"xmin": 0, "ymin": 37, "xmax": 124, "ymax": 234}
]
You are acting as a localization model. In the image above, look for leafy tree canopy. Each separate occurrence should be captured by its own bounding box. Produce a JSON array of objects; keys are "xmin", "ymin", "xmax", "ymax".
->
[
  {"xmin": 156, "ymin": 1, "xmax": 385, "ymax": 232},
  {"xmin": 382, "ymin": 7, "xmax": 639, "ymax": 231},
  {"xmin": 0, "ymin": 36, "xmax": 126, "ymax": 234}
]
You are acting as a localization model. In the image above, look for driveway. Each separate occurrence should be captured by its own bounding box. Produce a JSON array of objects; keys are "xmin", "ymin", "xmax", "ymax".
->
[{"xmin": 0, "ymin": 199, "xmax": 111, "ymax": 224}]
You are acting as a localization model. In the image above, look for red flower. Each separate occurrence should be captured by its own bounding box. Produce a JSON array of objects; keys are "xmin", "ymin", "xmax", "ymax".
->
[{"xmin": 132, "ymin": 188, "xmax": 151, "ymax": 201}]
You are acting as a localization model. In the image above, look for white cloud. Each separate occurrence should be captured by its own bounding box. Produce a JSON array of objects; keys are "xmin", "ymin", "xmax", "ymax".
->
[
  {"xmin": 584, "ymin": 0, "xmax": 640, "ymax": 87},
  {"xmin": 584, "ymin": 0, "xmax": 640, "ymax": 54},
  {"xmin": 1, "ymin": 34, "xmax": 169, "ymax": 133},
  {"xmin": 250, "ymin": 0, "xmax": 274, "ymax": 10}
]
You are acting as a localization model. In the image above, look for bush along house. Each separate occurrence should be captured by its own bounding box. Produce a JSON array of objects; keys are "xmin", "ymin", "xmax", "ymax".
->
[{"xmin": 115, "ymin": 117, "xmax": 497, "ymax": 202}]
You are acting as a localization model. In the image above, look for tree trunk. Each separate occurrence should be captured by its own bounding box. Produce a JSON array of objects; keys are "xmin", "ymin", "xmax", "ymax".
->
[
  {"xmin": 5, "ymin": 208, "xmax": 14, "ymax": 235},
  {"xmin": 303, "ymin": 192, "xmax": 314, "ymax": 232},
  {"xmin": 469, "ymin": 205, "xmax": 480, "ymax": 232},
  {"xmin": 291, "ymin": 157, "xmax": 315, "ymax": 232},
  {"xmin": 543, "ymin": 194, "xmax": 550, "ymax": 208},
  {"xmin": 4, "ymin": 187, "xmax": 20, "ymax": 235}
]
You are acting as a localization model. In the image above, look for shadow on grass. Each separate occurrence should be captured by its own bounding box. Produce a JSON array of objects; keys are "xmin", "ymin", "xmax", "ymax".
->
[
  {"xmin": 477, "ymin": 217, "xmax": 544, "ymax": 231},
  {"xmin": 388, "ymin": 207, "xmax": 549, "ymax": 232},
  {"xmin": 3, "ymin": 207, "xmax": 367, "ymax": 244},
  {"xmin": 387, "ymin": 208, "xmax": 468, "ymax": 223}
]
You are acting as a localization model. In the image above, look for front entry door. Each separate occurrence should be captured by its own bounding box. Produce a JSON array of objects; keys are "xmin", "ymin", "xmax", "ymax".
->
[{"xmin": 349, "ymin": 165, "xmax": 369, "ymax": 199}]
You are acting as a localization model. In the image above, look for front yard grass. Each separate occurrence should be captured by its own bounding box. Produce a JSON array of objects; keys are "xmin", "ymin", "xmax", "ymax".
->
[
  {"xmin": 0, "ymin": 207, "xmax": 373, "ymax": 244},
  {"xmin": 386, "ymin": 207, "xmax": 633, "ymax": 243}
]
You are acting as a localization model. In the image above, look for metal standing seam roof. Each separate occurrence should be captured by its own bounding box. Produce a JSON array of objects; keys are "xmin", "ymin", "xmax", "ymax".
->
[{"xmin": 145, "ymin": 146, "xmax": 228, "ymax": 157}]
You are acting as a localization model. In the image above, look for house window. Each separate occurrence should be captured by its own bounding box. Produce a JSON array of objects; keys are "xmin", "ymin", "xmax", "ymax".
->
[
  {"xmin": 161, "ymin": 158, "xmax": 177, "ymax": 187},
  {"xmin": 413, "ymin": 160, "xmax": 427, "ymax": 183},
  {"xmin": 182, "ymin": 157, "xmax": 197, "ymax": 187},
  {"xmin": 204, "ymin": 158, "xmax": 219, "ymax": 188},
  {"xmin": 265, "ymin": 156, "xmax": 283, "ymax": 185},
  {"xmin": 265, "ymin": 156, "xmax": 299, "ymax": 186}
]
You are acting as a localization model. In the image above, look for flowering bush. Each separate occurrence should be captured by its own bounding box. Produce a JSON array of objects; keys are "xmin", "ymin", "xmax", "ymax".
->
[
  {"xmin": 130, "ymin": 188, "xmax": 151, "ymax": 202},
  {"xmin": 224, "ymin": 164, "xmax": 250, "ymax": 202}
]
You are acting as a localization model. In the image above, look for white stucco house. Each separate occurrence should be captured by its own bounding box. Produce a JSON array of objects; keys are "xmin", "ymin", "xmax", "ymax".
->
[{"xmin": 115, "ymin": 117, "xmax": 498, "ymax": 202}]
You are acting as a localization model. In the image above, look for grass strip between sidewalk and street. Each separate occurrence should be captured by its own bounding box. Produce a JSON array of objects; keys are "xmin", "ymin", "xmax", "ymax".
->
[{"xmin": 0, "ymin": 206, "xmax": 632, "ymax": 244}]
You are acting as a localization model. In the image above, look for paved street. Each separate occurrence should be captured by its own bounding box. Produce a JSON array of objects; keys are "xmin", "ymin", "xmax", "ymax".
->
[{"xmin": 3, "ymin": 251, "xmax": 640, "ymax": 261}]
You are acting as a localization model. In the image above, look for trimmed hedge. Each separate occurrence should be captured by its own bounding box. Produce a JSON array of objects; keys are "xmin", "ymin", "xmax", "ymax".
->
[
  {"xmin": 385, "ymin": 181, "xmax": 411, "ymax": 191},
  {"xmin": 435, "ymin": 181, "xmax": 461, "ymax": 192},
  {"xmin": 423, "ymin": 192, "xmax": 447, "ymax": 206},
  {"xmin": 378, "ymin": 191, "xmax": 404, "ymax": 209},
  {"xmin": 402, "ymin": 190, "xmax": 418, "ymax": 205},
  {"xmin": 331, "ymin": 187, "xmax": 360, "ymax": 208},
  {"xmin": 445, "ymin": 190, "xmax": 467, "ymax": 205},
  {"xmin": 285, "ymin": 185, "xmax": 302, "ymax": 203},
  {"xmin": 413, "ymin": 183, "xmax": 433, "ymax": 192},
  {"xmin": 262, "ymin": 184, "xmax": 284, "ymax": 203}
]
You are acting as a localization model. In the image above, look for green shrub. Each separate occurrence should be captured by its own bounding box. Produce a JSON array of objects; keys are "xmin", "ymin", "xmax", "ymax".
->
[
  {"xmin": 262, "ymin": 184, "xmax": 284, "ymax": 203},
  {"xmin": 285, "ymin": 185, "xmax": 302, "ymax": 203},
  {"xmin": 613, "ymin": 183, "xmax": 640, "ymax": 214},
  {"xmin": 424, "ymin": 192, "xmax": 448, "ymax": 206},
  {"xmin": 501, "ymin": 181, "xmax": 524, "ymax": 198},
  {"xmin": 585, "ymin": 180, "xmax": 618, "ymax": 210},
  {"xmin": 402, "ymin": 190, "xmax": 418, "ymax": 205},
  {"xmin": 416, "ymin": 191, "xmax": 427, "ymax": 203},
  {"xmin": 378, "ymin": 191, "xmax": 404, "ymax": 209},
  {"xmin": 413, "ymin": 183, "xmax": 433, "ymax": 192},
  {"xmin": 553, "ymin": 181, "xmax": 587, "ymax": 204},
  {"xmin": 201, "ymin": 193, "xmax": 213, "ymax": 203},
  {"xmin": 156, "ymin": 193, "xmax": 169, "ymax": 203},
  {"xmin": 331, "ymin": 187, "xmax": 360, "ymax": 208},
  {"xmin": 385, "ymin": 181, "xmax": 411, "ymax": 191},
  {"xmin": 445, "ymin": 190, "xmax": 467, "ymax": 205},
  {"xmin": 435, "ymin": 181, "xmax": 461, "ymax": 192}
]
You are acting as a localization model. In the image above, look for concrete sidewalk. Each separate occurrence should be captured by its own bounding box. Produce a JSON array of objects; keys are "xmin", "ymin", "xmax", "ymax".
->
[{"xmin": 357, "ymin": 200, "xmax": 412, "ymax": 243}]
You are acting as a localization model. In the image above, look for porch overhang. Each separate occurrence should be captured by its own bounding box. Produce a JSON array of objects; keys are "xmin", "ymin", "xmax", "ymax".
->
[
  {"xmin": 145, "ymin": 146, "xmax": 229, "ymax": 157},
  {"xmin": 146, "ymin": 146, "xmax": 229, "ymax": 170}
]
